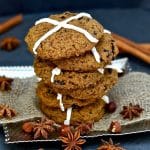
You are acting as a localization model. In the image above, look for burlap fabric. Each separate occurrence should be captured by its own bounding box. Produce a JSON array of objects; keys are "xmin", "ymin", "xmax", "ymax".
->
[{"xmin": 0, "ymin": 72, "xmax": 150, "ymax": 132}]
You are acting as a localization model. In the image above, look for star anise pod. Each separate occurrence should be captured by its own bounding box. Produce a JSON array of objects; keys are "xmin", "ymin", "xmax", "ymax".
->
[
  {"xmin": 120, "ymin": 103, "xmax": 144, "ymax": 120},
  {"xmin": 75, "ymin": 122, "xmax": 93, "ymax": 135},
  {"xmin": 0, "ymin": 76, "xmax": 13, "ymax": 91},
  {"xmin": 33, "ymin": 118, "xmax": 55, "ymax": 139},
  {"xmin": 0, "ymin": 37, "xmax": 20, "ymax": 51},
  {"xmin": 0, "ymin": 104, "xmax": 17, "ymax": 118},
  {"xmin": 22, "ymin": 122, "xmax": 34, "ymax": 133},
  {"xmin": 60, "ymin": 129, "xmax": 86, "ymax": 150},
  {"xmin": 60, "ymin": 125, "xmax": 72, "ymax": 136},
  {"xmin": 97, "ymin": 138, "xmax": 125, "ymax": 150}
]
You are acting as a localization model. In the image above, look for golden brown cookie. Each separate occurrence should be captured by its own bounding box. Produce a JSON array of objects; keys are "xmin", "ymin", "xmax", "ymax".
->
[
  {"xmin": 40, "ymin": 98, "xmax": 105, "ymax": 125},
  {"xmin": 37, "ymin": 82, "xmax": 99, "ymax": 109},
  {"xmin": 50, "ymin": 69, "xmax": 118, "ymax": 99},
  {"xmin": 34, "ymin": 58, "xmax": 109, "ymax": 90},
  {"xmin": 25, "ymin": 12, "xmax": 104, "ymax": 60},
  {"xmin": 53, "ymin": 33, "xmax": 119, "ymax": 72}
]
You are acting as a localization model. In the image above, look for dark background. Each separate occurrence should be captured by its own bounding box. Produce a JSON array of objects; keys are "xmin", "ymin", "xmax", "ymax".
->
[
  {"xmin": 0, "ymin": 0, "xmax": 150, "ymax": 149},
  {"xmin": 0, "ymin": 0, "xmax": 150, "ymax": 16}
]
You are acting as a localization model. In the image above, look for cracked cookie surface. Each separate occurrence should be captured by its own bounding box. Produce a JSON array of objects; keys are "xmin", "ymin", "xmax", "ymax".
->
[
  {"xmin": 37, "ymin": 82, "xmax": 99, "ymax": 109},
  {"xmin": 53, "ymin": 33, "xmax": 119, "ymax": 71},
  {"xmin": 25, "ymin": 12, "xmax": 104, "ymax": 60},
  {"xmin": 50, "ymin": 69, "xmax": 118, "ymax": 99},
  {"xmin": 34, "ymin": 58, "xmax": 111, "ymax": 90},
  {"xmin": 40, "ymin": 98, "xmax": 105, "ymax": 125}
]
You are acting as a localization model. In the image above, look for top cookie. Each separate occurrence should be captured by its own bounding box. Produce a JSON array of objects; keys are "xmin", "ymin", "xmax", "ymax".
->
[
  {"xmin": 25, "ymin": 12, "xmax": 104, "ymax": 60},
  {"xmin": 53, "ymin": 33, "xmax": 119, "ymax": 71}
]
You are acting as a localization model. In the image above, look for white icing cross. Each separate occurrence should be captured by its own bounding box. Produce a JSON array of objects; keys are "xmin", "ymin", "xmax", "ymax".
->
[
  {"xmin": 105, "ymin": 59, "xmax": 123, "ymax": 73},
  {"xmin": 51, "ymin": 67, "xmax": 61, "ymax": 82},
  {"xmin": 104, "ymin": 29, "xmax": 111, "ymax": 34},
  {"xmin": 102, "ymin": 95, "xmax": 109, "ymax": 104},
  {"xmin": 91, "ymin": 29, "xmax": 111, "ymax": 64},
  {"xmin": 37, "ymin": 77, "xmax": 42, "ymax": 81},
  {"xmin": 97, "ymin": 68, "xmax": 104, "ymax": 74},
  {"xmin": 97, "ymin": 58, "xmax": 125, "ymax": 74},
  {"xmin": 33, "ymin": 12, "xmax": 99, "ymax": 54},
  {"xmin": 64, "ymin": 107, "xmax": 72, "ymax": 125},
  {"xmin": 91, "ymin": 47, "xmax": 101, "ymax": 63},
  {"xmin": 105, "ymin": 64, "xmax": 123, "ymax": 73},
  {"xmin": 57, "ymin": 93, "xmax": 65, "ymax": 111}
]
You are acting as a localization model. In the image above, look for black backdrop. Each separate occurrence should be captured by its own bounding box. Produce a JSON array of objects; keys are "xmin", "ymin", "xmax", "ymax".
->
[{"xmin": 0, "ymin": 0, "xmax": 150, "ymax": 16}]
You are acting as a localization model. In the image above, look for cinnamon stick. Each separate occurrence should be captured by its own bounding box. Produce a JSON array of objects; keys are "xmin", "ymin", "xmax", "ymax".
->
[
  {"xmin": 116, "ymin": 39, "xmax": 150, "ymax": 64},
  {"xmin": 119, "ymin": 43, "xmax": 150, "ymax": 54},
  {"xmin": 112, "ymin": 33, "xmax": 150, "ymax": 56},
  {"xmin": 0, "ymin": 14, "xmax": 23, "ymax": 34},
  {"xmin": 139, "ymin": 43, "xmax": 150, "ymax": 51}
]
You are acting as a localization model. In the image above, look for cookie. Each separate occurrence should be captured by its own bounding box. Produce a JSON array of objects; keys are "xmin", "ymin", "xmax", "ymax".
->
[
  {"xmin": 40, "ymin": 98, "xmax": 105, "ymax": 125},
  {"xmin": 50, "ymin": 69, "xmax": 118, "ymax": 99},
  {"xmin": 39, "ymin": 69, "xmax": 118, "ymax": 99},
  {"xmin": 37, "ymin": 82, "xmax": 99, "ymax": 109},
  {"xmin": 25, "ymin": 12, "xmax": 104, "ymax": 60},
  {"xmin": 53, "ymin": 33, "xmax": 119, "ymax": 71},
  {"xmin": 34, "ymin": 58, "xmax": 108, "ymax": 90}
]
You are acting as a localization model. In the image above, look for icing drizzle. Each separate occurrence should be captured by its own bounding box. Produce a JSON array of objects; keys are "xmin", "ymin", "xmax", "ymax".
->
[
  {"xmin": 102, "ymin": 95, "xmax": 109, "ymax": 103},
  {"xmin": 104, "ymin": 29, "xmax": 111, "ymax": 34},
  {"xmin": 57, "ymin": 93, "xmax": 65, "ymax": 111},
  {"xmin": 97, "ymin": 68, "xmax": 104, "ymax": 74},
  {"xmin": 105, "ymin": 60, "xmax": 123, "ymax": 73},
  {"xmin": 64, "ymin": 107, "xmax": 72, "ymax": 125},
  {"xmin": 33, "ymin": 12, "xmax": 98, "ymax": 54},
  {"xmin": 51, "ymin": 67, "xmax": 61, "ymax": 82},
  {"xmin": 91, "ymin": 47, "xmax": 101, "ymax": 63},
  {"xmin": 98, "ymin": 58, "xmax": 124, "ymax": 74},
  {"xmin": 37, "ymin": 77, "xmax": 42, "ymax": 81}
]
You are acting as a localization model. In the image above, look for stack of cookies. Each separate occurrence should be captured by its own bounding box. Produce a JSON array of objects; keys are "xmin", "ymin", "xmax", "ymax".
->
[{"xmin": 25, "ymin": 12, "xmax": 119, "ymax": 125}]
